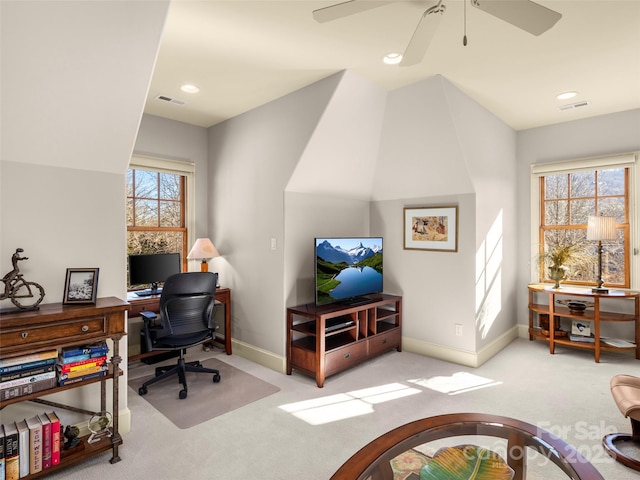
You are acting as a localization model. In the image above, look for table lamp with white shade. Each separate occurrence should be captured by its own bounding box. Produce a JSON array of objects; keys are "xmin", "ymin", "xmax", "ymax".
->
[
  {"xmin": 586, "ymin": 215, "xmax": 617, "ymax": 293},
  {"xmin": 187, "ymin": 238, "xmax": 220, "ymax": 273}
]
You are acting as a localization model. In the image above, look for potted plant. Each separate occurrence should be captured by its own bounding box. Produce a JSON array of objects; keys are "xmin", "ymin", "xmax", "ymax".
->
[{"xmin": 538, "ymin": 238, "xmax": 594, "ymax": 288}]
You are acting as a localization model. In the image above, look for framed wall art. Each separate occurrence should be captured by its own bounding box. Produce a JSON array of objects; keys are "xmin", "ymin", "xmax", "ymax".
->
[
  {"xmin": 403, "ymin": 206, "xmax": 458, "ymax": 252},
  {"xmin": 63, "ymin": 268, "xmax": 99, "ymax": 304}
]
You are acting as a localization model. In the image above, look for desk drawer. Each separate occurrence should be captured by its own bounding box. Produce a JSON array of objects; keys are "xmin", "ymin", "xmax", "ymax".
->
[
  {"xmin": 1, "ymin": 317, "xmax": 107, "ymax": 350},
  {"xmin": 368, "ymin": 329, "xmax": 400, "ymax": 357},
  {"xmin": 325, "ymin": 340, "xmax": 367, "ymax": 376},
  {"xmin": 129, "ymin": 298, "xmax": 158, "ymax": 317}
]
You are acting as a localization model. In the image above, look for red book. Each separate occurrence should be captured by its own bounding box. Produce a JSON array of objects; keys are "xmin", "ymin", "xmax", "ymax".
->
[
  {"xmin": 45, "ymin": 412, "xmax": 61, "ymax": 466},
  {"xmin": 57, "ymin": 356, "xmax": 107, "ymax": 373},
  {"xmin": 38, "ymin": 414, "xmax": 51, "ymax": 469}
]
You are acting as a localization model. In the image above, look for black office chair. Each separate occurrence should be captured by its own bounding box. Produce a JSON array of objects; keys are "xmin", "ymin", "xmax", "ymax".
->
[{"xmin": 137, "ymin": 272, "xmax": 221, "ymax": 400}]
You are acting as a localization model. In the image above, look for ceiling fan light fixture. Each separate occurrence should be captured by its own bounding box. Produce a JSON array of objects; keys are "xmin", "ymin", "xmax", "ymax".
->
[
  {"xmin": 383, "ymin": 53, "xmax": 403, "ymax": 65},
  {"xmin": 180, "ymin": 84, "xmax": 200, "ymax": 94},
  {"xmin": 556, "ymin": 91, "xmax": 577, "ymax": 100}
]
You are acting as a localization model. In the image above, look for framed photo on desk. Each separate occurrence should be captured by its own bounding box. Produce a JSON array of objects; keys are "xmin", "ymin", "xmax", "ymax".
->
[{"xmin": 63, "ymin": 268, "xmax": 99, "ymax": 304}]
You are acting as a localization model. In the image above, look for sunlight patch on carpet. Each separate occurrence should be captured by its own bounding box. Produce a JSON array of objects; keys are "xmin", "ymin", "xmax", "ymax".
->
[
  {"xmin": 410, "ymin": 372, "xmax": 502, "ymax": 395},
  {"xmin": 279, "ymin": 382, "xmax": 421, "ymax": 425}
]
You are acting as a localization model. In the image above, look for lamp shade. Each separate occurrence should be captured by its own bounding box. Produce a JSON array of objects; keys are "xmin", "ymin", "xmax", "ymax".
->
[
  {"xmin": 586, "ymin": 216, "xmax": 617, "ymax": 241},
  {"xmin": 187, "ymin": 238, "xmax": 220, "ymax": 260}
]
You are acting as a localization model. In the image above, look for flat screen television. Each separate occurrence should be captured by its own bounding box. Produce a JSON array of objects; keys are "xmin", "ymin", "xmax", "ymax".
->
[
  {"xmin": 315, "ymin": 237, "xmax": 383, "ymax": 305},
  {"xmin": 128, "ymin": 253, "xmax": 181, "ymax": 296}
]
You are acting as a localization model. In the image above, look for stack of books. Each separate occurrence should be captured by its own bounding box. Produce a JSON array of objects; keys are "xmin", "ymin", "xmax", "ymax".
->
[
  {"xmin": 0, "ymin": 350, "xmax": 58, "ymax": 401},
  {"xmin": 57, "ymin": 343, "xmax": 109, "ymax": 386},
  {"xmin": 1, "ymin": 411, "xmax": 61, "ymax": 478}
]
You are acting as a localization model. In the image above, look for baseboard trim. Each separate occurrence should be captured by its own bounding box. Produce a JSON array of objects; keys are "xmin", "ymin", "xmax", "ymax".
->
[
  {"xmin": 231, "ymin": 339, "xmax": 286, "ymax": 373},
  {"xmin": 229, "ymin": 326, "xmax": 521, "ymax": 374},
  {"xmin": 402, "ymin": 326, "xmax": 519, "ymax": 368},
  {"xmin": 517, "ymin": 323, "xmax": 530, "ymax": 339}
]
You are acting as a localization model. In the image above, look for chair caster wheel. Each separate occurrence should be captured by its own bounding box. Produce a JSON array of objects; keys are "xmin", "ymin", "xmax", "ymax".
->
[
  {"xmin": 138, "ymin": 386, "xmax": 147, "ymax": 396},
  {"xmin": 213, "ymin": 373, "xmax": 221, "ymax": 383},
  {"xmin": 179, "ymin": 389, "xmax": 188, "ymax": 399}
]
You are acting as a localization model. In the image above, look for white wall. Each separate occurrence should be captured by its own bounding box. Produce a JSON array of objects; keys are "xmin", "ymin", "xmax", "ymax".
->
[
  {"xmin": 1, "ymin": 1, "xmax": 168, "ymax": 174},
  {"xmin": 133, "ymin": 114, "xmax": 209, "ymax": 245},
  {"xmin": 515, "ymin": 109, "xmax": 640, "ymax": 327},
  {"xmin": 0, "ymin": 0, "xmax": 169, "ymax": 432},
  {"xmin": 441, "ymin": 78, "xmax": 518, "ymax": 353},
  {"xmin": 284, "ymin": 192, "xmax": 371, "ymax": 309},
  {"xmin": 207, "ymin": 72, "xmax": 345, "ymax": 367},
  {"xmin": 372, "ymin": 76, "xmax": 518, "ymax": 365},
  {"xmin": 206, "ymin": 71, "xmax": 520, "ymax": 369}
]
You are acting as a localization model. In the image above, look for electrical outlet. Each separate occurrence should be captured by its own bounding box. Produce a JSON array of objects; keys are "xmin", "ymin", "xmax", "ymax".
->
[
  {"xmin": 271, "ymin": 238, "xmax": 277, "ymax": 250},
  {"xmin": 455, "ymin": 324, "xmax": 463, "ymax": 336}
]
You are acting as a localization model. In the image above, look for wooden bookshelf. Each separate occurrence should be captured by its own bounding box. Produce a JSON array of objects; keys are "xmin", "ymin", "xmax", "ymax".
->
[
  {"xmin": 0, "ymin": 297, "xmax": 129, "ymax": 477},
  {"xmin": 528, "ymin": 284, "xmax": 639, "ymax": 362}
]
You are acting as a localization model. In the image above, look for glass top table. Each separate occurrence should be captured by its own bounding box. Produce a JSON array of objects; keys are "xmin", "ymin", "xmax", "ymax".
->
[{"xmin": 330, "ymin": 413, "xmax": 603, "ymax": 480}]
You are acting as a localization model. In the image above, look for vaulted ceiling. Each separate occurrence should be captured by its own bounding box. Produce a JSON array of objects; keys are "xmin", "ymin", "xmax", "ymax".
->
[{"xmin": 143, "ymin": 0, "xmax": 640, "ymax": 131}]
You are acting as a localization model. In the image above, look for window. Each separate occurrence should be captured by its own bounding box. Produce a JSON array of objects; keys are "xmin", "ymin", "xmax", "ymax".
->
[
  {"xmin": 531, "ymin": 153, "xmax": 637, "ymax": 289},
  {"xmin": 126, "ymin": 156, "xmax": 195, "ymax": 287}
]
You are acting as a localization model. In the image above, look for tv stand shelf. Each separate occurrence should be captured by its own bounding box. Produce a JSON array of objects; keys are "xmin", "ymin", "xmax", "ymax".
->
[{"xmin": 286, "ymin": 294, "xmax": 402, "ymax": 387}]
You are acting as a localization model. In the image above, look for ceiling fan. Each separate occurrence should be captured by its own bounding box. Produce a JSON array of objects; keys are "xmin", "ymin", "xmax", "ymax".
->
[{"xmin": 313, "ymin": 0, "xmax": 562, "ymax": 66}]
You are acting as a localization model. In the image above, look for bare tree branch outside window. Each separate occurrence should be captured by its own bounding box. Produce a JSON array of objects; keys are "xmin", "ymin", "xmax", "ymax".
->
[
  {"xmin": 539, "ymin": 167, "xmax": 629, "ymax": 288},
  {"xmin": 126, "ymin": 169, "xmax": 187, "ymax": 288}
]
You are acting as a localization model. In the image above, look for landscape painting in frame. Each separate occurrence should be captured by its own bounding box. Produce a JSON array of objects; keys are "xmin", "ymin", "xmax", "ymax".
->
[{"xmin": 404, "ymin": 206, "xmax": 458, "ymax": 252}]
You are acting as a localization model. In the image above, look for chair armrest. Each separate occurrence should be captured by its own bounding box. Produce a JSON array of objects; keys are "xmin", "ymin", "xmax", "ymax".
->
[{"xmin": 140, "ymin": 310, "xmax": 157, "ymax": 321}]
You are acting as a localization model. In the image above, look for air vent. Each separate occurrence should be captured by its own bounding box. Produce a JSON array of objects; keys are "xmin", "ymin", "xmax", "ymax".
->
[
  {"xmin": 558, "ymin": 101, "xmax": 591, "ymax": 111},
  {"xmin": 154, "ymin": 94, "xmax": 186, "ymax": 106}
]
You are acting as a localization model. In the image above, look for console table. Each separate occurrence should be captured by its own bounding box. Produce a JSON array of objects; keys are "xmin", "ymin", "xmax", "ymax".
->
[
  {"xmin": 528, "ymin": 284, "xmax": 639, "ymax": 362},
  {"xmin": 286, "ymin": 294, "xmax": 402, "ymax": 387},
  {"xmin": 0, "ymin": 297, "xmax": 129, "ymax": 477},
  {"xmin": 127, "ymin": 287, "xmax": 231, "ymax": 360}
]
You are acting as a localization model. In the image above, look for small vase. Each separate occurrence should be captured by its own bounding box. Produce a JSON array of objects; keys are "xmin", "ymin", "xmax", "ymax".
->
[{"xmin": 549, "ymin": 267, "xmax": 565, "ymax": 289}]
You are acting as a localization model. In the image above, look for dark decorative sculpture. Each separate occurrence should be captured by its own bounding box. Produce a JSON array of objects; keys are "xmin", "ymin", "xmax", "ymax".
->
[
  {"xmin": 0, "ymin": 248, "xmax": 45, "ymax": 311},
  {"xmin": 63, "ymin": 425, "xmax": 81, "ymax": 450}
]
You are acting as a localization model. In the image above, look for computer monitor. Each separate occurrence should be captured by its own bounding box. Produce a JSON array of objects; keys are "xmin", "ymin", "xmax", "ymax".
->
[{"xmin": 128, "ymin": 253, "xmax": 181, "ymax": 296}]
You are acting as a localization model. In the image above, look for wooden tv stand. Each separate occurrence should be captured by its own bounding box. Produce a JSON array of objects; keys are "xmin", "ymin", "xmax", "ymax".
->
[{"xmin": 286, "ymin": 294, "xmax": 402, "ymax": 387}]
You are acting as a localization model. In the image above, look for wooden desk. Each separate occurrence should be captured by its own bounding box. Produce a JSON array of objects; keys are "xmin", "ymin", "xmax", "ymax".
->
[
  {"xmin": 0, "ymin": 297, "xmax": 129, "ymax": 475},
  {"xmin": 127, "ymin": 287, "xmax": 231, "ymax": 359}
]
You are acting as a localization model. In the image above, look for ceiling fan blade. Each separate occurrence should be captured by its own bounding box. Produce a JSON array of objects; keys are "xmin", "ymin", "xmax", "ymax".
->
[
  {"xmin": 400, "ymin": 2, "xmax": 445, "ymax": 67},
  {"xmin": 313, "ymin": 0, "xmax": 394, "ymax": 23},
  {"xmin": 471, "ymin": 0, "xmax": 562, "ymax": 36}
]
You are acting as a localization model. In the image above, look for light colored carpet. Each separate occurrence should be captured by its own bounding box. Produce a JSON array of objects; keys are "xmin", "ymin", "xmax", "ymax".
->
[
  {"xmin": 127, "ymin": 357, "xmax": 280, "ymax": 429},
  {"xmin": 44, "ymin": 339, "xmax": 640, "ymax": 479}
]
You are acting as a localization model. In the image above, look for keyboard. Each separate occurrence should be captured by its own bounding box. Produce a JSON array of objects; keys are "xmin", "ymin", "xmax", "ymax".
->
[{"xmin": 134, "ymin": 288, "xmax": 162, "ymax": 297}]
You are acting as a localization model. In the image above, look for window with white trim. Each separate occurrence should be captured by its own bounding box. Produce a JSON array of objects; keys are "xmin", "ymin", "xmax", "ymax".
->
[
  {"xmin": 126, "ymin": 156, "xmax": 195, "ymax": 288},
  {"xmin": 531, "ymin": 153, "xmax": 638, "ymax": 289}
]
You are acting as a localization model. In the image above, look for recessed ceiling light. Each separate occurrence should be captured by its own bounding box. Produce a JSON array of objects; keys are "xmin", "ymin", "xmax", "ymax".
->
[
  {"xmin": 180, "ymin": 84, "xmax": 200, "ymax": 94},
  {"xmin": 556, "ymin": 91, "xmax": 577, "ymax": 100},
  {"xmin": 383, "ymin": 53, "xmax": 403, "ymax": 65}
]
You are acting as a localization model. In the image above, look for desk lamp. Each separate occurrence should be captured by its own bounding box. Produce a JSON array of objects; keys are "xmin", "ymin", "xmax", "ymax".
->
[
  {"xmin": 586, "ymin": 215, "xmax": 617, "ymax": 293},
  {"xmin": 187, "ymin": 238, "xmax": 220, "ymax": 272}
]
